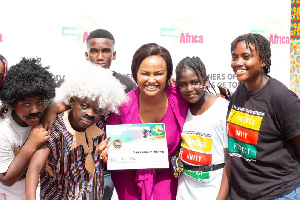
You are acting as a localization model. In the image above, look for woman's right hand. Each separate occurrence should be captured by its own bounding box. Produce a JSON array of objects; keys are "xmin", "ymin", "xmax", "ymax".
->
[{"xmin": 96, "ymin": 136, "xmax": 111, "ymax": 163}]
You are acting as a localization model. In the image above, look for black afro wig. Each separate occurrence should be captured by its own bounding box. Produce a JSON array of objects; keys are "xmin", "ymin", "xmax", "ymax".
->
[{"xmin": 0, "ymin": 57, "xmax": 56, "ymax": 106}]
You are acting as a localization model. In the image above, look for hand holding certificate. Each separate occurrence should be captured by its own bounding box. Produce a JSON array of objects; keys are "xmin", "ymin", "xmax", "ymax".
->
[{"xmin": 106, "ymin": 123, "xmax": 169, "ymax": 170}]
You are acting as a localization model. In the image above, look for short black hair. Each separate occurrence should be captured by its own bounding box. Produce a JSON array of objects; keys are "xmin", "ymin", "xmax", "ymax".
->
[
  {"xmin": 86, "ymin": 29, "xmax": 115, "ymax": 44},
  {"xmin": 131, "ymin": 43, "xmax": 173, "ymax": 83},
  {"xmin": 231, "ymin": 33, "xmax": 271, "ymax": 74},
  {"xmin": 0, "ymin": 57, "xmax": 56, "ymax": 106}
]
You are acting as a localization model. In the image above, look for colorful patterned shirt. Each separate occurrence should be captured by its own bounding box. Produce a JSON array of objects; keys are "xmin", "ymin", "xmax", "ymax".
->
[{"xmin": 40, "ymin": 111, "xmax": 106, "ymax": 200}]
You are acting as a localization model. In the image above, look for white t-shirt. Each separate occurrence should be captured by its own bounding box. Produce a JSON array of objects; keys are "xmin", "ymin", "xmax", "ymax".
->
[
  {"xmin": 177, "ymin": 97, "xmax": 228, "ymax": 200},
  {"xmin": 0, "ymin": 109, "xmax": 31, "ymax": 200}
]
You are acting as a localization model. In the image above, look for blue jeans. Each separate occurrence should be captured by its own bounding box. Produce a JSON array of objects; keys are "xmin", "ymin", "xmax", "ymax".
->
[
  {"xmin": 273, "ymin": 186, "xmax": 300, "ymax": 200},
  {"xmin": 103, "ymin": 172, "xmax": 114, "ymax": 200}
]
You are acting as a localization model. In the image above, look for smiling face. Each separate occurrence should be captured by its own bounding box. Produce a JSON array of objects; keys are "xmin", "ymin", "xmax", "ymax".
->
[
  {"xmin": 137, "ymin": 55, "xmax": 168, "ymax": 98},
  {"xmin": 85, "ymin": 38, "xmax": 116, "ymax": 69},
  {"xmin": 69, "ymin": 97, "xmax": 102, "ymax": 132},
  {"xmin": 177, "ymin": 68, "xmax": 206, "ymax": 104},
  {"xmin": 231, "ymin": 41, "xmax": 265, "ymax": 86},
  {"xmin": 11, "ymin": 96, "xmax": 46, "ymax": 127}
]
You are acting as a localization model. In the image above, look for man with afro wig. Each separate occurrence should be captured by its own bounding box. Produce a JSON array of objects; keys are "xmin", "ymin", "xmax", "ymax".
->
[
  {"xmin": 26, "ymin": 63, "xmax": 127, "ymax": 199},
  {"xmin": 0, "ymin": 57, "xmax": 56, "ymax": 199}
]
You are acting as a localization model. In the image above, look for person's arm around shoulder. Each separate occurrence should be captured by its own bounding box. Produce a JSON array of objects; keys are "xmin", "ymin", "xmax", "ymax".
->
[
  {"xmin": 41, "ymin": 100, "xmax": 70, "ymax": 131},
  {"xmin": 26, "ymin": 144, "xmax": 50, "ymax": 200},
  {"xmin": 0, "ymin": 124, "xmax": 49, "ymax": 186},
  {"xmin": 216, "ymin": 149, "xmax": 231, "ymax": 200}
]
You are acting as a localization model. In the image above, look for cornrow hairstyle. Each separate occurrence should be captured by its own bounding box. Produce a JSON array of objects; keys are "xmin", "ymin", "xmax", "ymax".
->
[
  {"xmin": 86, "ymin": 29, "xmax": 115, "ymax": 44},
  {"xmin": 175, "ymin": 56, "xmax": 217, "ymax": 94},
  {"xmin": 231, "ymin": 33, "xmax": 271, "ymax": 74},
  {"xmin": 0, "ymin": 54, "xmax": 8, "ymax": 88},
  {"xmin": 0, "ymin": 57, "xmax": 56, "ymax": 106},
  {"xmin": 55, "ymin": 63, "xmax": 127, "ymax": 115},
  {"xmin": 131, "ymin": 43, "xmax": 173, "ymax": 83}
]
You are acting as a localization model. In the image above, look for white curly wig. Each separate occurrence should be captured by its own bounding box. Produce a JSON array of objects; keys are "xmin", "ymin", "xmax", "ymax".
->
[{"xmin": 55, "ymin": 63, "xmax": 127, "ymax": 114}]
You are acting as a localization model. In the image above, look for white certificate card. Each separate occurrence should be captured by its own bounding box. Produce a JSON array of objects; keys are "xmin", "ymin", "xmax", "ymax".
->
[{"xmin": 106, "ymin": 123, "xmax": 169, "ymax": 170}]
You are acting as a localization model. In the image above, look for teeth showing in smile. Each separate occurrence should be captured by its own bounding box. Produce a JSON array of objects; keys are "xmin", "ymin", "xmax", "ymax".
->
[
  {"xmin": 146, "ymin": 85, "xmax": 157, "ymax": 90},
  {"xmin": 236, "ymin": 69, "xmax": 246, "ymax": 73}
]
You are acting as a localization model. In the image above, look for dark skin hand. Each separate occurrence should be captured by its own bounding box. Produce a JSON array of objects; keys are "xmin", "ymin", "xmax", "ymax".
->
[
  {"xmin": 168, "ymin": 78, "xmax": 176, "ymax": 87},
  {"xmin": 40, "ymin": 101, "xmax": 70, "ymax": 131},
  {"xmin": 96, "ymin": 137, "xmax": 111, "ymax": 163}
]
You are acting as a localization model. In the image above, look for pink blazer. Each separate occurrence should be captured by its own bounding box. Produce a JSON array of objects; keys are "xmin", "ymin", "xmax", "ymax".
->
[{"xmin": 108, "ymin": 85, "xmax": 188, "ymax": 200}]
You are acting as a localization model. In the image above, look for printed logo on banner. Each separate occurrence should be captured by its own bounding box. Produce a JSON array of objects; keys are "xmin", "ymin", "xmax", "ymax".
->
[
  {"xmin": 160, "ymin": 18, "xmax": 203, "ymax": 47},
  {"xmin": 251, "ymin": 19, "xmax": 290, "ymax": 47},
  {"xmin": 44, "ymin": 66, "xmax": 65, "ymax": 87},
  {"xmin": 179, "ymin": 33, "xmax": 203, "ymax": 44},
  {"xmin": 54, "ymin": 74, "xmax": 65, "ymax": 87},
  {"xmin": 122, "ymin": 73, "xmax": 134, "ymax": 80},
  {"xmin": 207, "ymin": 73, "xmax": 239, "ymax": 90},
  {"xmin": 62, "ymin": 16, "xmax": 102, "ymax": 46}
]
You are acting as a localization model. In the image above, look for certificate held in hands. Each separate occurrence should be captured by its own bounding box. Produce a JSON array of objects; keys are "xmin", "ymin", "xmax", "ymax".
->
[{"xmin": 106, "ymin": 123, "xmax": 169, "ymax": 170}]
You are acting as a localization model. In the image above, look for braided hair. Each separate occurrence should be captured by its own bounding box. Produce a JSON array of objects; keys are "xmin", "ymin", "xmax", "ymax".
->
[
  {"xmin": 175, "ymin": 56, "xmax": 216, "ymax": 94},
  {"xmin": 231, "ymin": 33, "xmax": 271, "ymax": 74}
]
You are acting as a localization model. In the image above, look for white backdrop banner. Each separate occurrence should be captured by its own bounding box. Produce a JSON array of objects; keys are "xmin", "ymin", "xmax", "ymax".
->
[{"xmin": 0, "ymin": 0, "xmax": 291, "ymax": 93}]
